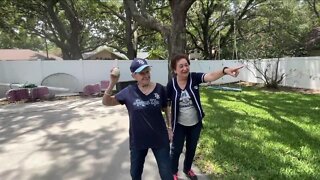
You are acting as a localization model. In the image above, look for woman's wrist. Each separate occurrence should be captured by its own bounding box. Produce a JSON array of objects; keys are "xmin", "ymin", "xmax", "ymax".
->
[
  {"xmin": 104, "ymin": 90, "xmax": 112, "ymax": 96},
  {"xmin": 222, "ymin": 67, "xmax": 228, "ymax": 75},
  {"xmin": 104, "ymin": 83, "xmax": 116, "ymax": 96}
]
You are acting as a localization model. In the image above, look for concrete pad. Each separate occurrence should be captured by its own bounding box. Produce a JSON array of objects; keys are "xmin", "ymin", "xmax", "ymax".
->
[{"xmin": 0, "ymin": 98, "xmax": 208, "ymax": 180}]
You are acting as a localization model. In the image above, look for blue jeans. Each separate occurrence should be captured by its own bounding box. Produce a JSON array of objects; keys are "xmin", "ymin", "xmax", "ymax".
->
[
  {"xmin": 171, "ymin": 122, "xmax": 202, "ymax": 174},
  {"xmin": 130, "ymin": 145, "xmax": 173, "ymax": 180}
]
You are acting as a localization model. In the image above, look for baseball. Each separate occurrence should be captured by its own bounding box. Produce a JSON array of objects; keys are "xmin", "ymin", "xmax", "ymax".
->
[{"xmin": 111, "ymin": 67, "xmax": 120, "ymax": 77}]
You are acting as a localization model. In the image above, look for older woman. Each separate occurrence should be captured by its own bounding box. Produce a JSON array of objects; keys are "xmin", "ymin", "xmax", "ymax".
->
[
  {"xmin": 103, "ymin": 58, "xmax": 173, "ymax": 180},
  {"xmin": 167, "ymin": 54, "xmax": 243, "ymax": 180}
]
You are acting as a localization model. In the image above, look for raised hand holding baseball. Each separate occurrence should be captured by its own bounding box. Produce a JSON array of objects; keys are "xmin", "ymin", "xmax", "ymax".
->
[{"xmin": 110, "ymin": 67, "xmax": 120, "ymax": 84}]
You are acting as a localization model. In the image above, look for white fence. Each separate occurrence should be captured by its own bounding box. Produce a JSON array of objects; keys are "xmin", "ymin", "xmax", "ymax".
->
[
  {"xmin": 242, "ymin": 57, "xmax": 320, "ymax": 90},
  {"xmin": 0, "ymin": 57, "xmax": 319, "ymax": 97}
]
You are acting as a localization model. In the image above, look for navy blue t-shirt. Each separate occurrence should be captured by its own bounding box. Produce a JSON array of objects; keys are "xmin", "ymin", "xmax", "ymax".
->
[{"xmin": 115, "ymin": 83, "xmax": 169, "ymax": 150}]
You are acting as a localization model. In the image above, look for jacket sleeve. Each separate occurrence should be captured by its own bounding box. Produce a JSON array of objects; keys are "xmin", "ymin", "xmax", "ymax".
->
[
  {"xmin": 192, "ymin": 72, "xmax": 206, "ymax": 85},
  {"xmin": 166, "ymin": 79, "xmax": 173, "ymax": 101},
  {"xmin": 160, "ymin": 84, "xmax": 167, "ymax": 108}
]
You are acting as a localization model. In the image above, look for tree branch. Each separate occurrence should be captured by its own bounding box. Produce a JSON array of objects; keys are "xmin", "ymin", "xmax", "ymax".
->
[{"xmin": 126, "ymin": 0, "xmax": 170, "ymax": 36}]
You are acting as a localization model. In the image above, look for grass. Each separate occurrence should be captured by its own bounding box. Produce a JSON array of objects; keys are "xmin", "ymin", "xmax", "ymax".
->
[{"xmin": 196, "ymin": 86, "xmax": 320, "ymax": 180}]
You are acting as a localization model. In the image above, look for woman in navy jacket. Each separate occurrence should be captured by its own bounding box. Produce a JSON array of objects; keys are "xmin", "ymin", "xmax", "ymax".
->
[{"xmin": 167, "ymin": 54, "xmax": 243, "ymax": 180}]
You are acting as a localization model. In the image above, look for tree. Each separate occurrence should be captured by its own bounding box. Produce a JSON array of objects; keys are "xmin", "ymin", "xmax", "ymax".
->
[
  {"xmin": 126, "ymin": 0, "xmax": 196, "ymax": 63},
  {"xmin": 0, "ymin": 30, "xmax": 46, "ymax": 50},
  {"xmin": 237, "ymin": 0, "xmax": 310, "ymax": 59},
  {"xmin": 305, "ymin": 0, "xmax": 320, "ymax": 22},
  {"xmin": 98, "ymin": 1, "xmax": 167, "ymax": 60},
  {"xmin": 186, "ymin": 1, "xmax": 225, "ymax": 60},
  {"xmin": 2, "ymin": 0, "xmax": 111, "ymax": 60},
  {"xmin": 97, "ymin": 1, "xmax": 137, "ymax": 59},
  {"xmin": 186, "ymin": 0, "xmax": 267, "ymax": 60}
]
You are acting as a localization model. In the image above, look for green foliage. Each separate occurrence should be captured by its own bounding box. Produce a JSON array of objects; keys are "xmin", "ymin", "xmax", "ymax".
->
[
  {"xmin": 186, "ymin": 0, "xmax": 272, "ymax": 60},
  {"xmin": 135, "ymin": 0, "xmax": 170, "ymax": 58},
  {"xmin": 1, "ymin": 0, "xmax": 319, "ymax": 60},
  {"xmin": 138, "ymin": 31, "xmax": 167, "ymax": 57},
  {"xmin": 197, "ymin": 87, "xmax": 320, "ymax": 179},
  {"xmin": 238, "ymin": 0, "xmax": 311, "ymax": 58},
  {"xmin": 0, "ymin": 1, "xmax": 45, "ymax": 49},
  {"xmin": 147, "ymin": 48, "xmax": 166, "ymax": 59},
  {"xmin": 97, "ymin": 0, "xmax": 127, "ymax": 52},
  {"xmin": 99, "ymin": 0, "xmax": 169, "ymax": 58},
  {"xmin": 187, "ymin": 1, "xmax": 228, "ymax": 59},
  {"xmin": 303, "ymin": 0, "xmax": 320, "ymax": 26},
  {"xmin": 1, "ymin": 0, "xmax": 118, "ymax": 59},
  {"xmin": 0, "ymin": 31, "xmax": 45, "ymax": 50}
]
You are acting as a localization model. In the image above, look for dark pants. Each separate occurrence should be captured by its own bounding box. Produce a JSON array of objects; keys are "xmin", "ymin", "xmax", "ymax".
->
[
  {"xmin": 171, "ymin": 122, "xmax": 202, "ymax": 174},
  {"xmin": 130, "ymin": 145, "xmax": 173, "ymax": 180}
]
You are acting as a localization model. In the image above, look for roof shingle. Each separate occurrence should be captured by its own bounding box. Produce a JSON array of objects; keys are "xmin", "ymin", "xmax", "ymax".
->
[{"xmin": 0, "ymin": 49, "xmax": 62, "ymax": 61}]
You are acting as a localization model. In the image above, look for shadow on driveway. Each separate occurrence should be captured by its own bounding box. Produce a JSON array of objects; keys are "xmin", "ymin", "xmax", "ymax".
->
[{"xmin": 0, "ymin": 97, "xmax": 208, "ymax": 180}]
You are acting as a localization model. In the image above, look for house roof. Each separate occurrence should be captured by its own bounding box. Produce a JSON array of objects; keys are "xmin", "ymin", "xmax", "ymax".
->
[
  {"xmin": 137, "ymin": 52, "xmax": 165, "ymax": 60},
  {"xmin": 0, "ymin": 49, "xmax": 62, "ymax": 61},
  {"xmin": 82, "ymin": 52, "xmax": 95, "ymax": 59},
  {"xmin": 83, "ymin": 48, "xmax": 128, "ymax": 60}
]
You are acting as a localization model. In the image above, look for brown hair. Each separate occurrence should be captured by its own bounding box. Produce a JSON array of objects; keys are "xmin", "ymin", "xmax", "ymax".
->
[{"xmin": 170, "ymin": 54, "xmax": 190, "ymax": 71}]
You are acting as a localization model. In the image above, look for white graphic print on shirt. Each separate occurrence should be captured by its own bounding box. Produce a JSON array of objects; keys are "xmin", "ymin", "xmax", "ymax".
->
[
  {"xmin": 180, "ymin": 90, "xmax": 193, "ymax": 108},
  {"xmin": 133, "ymin": 93, "xmax": 160, "ymax": 107},
  {"xmin": 178, "ymin": 90, "xmax": 198, "ymax": 126}
]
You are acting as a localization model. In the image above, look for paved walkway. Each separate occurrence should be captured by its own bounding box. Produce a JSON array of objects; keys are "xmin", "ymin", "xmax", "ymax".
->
[{"xmin": 0, "ymin": 98, "xmax": 209, "ymax": 180}]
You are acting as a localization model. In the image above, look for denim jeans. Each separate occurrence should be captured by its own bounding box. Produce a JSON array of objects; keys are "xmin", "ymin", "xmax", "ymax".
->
[
  {"xmin": 130, "ymin": 145, "xmax": 173, "ymax": 180},
  {"xmin": 171, "ymin": 122, "xmax": 202, "ymax": 174}
]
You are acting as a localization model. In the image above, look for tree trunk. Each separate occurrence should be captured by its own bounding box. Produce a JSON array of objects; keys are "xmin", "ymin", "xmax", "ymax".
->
[
  {"xmin": 61, "ymin": 0, "xmax": 83, "ymax": 59},
  {"xmin": 45, "ymin": 0, "xmax": 83, "ymax": 60},
  {"xmin": 61, "ymin": 49, "xmax": 71, "ymax": 60},
  {"xmin": 169, "ymin": 1, "xmax": 193, "ymax": 59},
  {"xmin": 167, "ymin": 0, "xmax": 195, "ymax": 78},
  {"xmin": 68, "ymin": 41, "xmax": 82, "ymax": 59},
  {"xmin": 126, "ymin": 0, "xmax": 195, "ymax": 78},
  {"xmin": 124, "ymin": 0, "xmax": 137, "ymax": 60}
]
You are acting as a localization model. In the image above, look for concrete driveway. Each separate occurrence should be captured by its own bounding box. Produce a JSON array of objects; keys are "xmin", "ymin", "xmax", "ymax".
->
[{"xmin": 0, "ymin": 97, "xmax": 209, "ymax": 180}]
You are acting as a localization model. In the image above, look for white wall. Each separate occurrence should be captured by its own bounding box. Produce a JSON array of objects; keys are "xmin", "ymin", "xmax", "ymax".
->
[
  {"xmin": 0, "ymin": 57, "xmax": 319, "ymax": 98},
  {"xmin": 190, "ymin": 59, "xmax": 243, "ymax": 84},
  {"xmin": 0, "ymin": 60, "xmax": 170, "ymax": 95},
  {"xmin": 0, "ymin": 61, "xmax": 5, "ymax": 82},
  {"xmin": 281, "ymin": 57, "xmax": 320, "ymax": 89},
  {"xmin": 241, "ymin": 57, "xmax": 320, "ymax": 90},
  {"xmin": 1, "ymin": 61, "xmax": 42, "ymax": 85}
]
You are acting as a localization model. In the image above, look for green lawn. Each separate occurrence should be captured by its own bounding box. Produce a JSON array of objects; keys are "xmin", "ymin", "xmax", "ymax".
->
[{"xmin": 196, "ymin": 87, "xmax": 320, "ymax": 180}]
